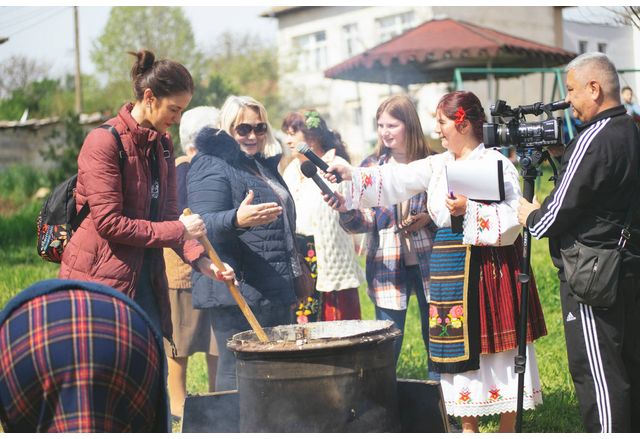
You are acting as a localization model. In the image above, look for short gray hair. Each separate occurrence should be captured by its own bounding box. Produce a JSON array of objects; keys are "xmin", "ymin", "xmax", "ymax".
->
[
  {"xmin": 178, "ymin": 106, "xmax": 220, "ymax": 154},
  {"xmin": 565, "ymin": 52, "xmax": 620, "ymax": 99}
]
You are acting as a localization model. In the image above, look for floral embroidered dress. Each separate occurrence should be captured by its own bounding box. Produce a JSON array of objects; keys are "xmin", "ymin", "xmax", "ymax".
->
[{"xmin": 345, "ymin": 143, "xmax": 546, "ymax": 417}]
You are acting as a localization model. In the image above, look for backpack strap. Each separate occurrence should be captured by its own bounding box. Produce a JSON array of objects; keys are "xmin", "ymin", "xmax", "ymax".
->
[
  {"xmin": 159, "ymin": 135, "xmax": 170, "ymax": 159},
  {"xmin": 71, "ymin": 124, "xmax": 127, "ymax": 231},
  {"xmin": 98, "ymin": 124, "xmax": 127, "ymax": 173}
]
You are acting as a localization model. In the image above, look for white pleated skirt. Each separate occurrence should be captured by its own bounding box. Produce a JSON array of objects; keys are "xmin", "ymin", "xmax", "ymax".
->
[{"xmin": 440, "ymin": 344, "xmax": 543, "ymax": 417}]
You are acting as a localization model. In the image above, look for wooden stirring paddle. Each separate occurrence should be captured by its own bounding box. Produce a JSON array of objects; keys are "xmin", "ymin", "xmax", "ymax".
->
[{"xmin": 183, "ymin": 208, "xmax": 269, "ymax": 343}]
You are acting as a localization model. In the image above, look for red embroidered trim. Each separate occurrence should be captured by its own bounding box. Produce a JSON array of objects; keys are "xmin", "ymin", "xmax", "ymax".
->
[
  {"xmin": 377, "ymin": 168, "xmax": 383, "ymax": 206},
  {"xmin": 496, "ymin": 204, "xmax": 502, "ymax": 247}
]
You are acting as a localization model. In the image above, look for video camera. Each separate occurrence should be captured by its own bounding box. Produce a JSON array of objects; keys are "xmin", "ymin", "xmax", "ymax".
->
[{"xmin": 483, "ymin": 100, "xmax": 570, "ymax": 149}]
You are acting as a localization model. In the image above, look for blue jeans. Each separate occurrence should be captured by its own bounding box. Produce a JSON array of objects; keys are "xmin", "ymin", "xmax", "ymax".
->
[
  {"xmin": 374, "ymin": 264, "xmax": 439, "ymax": 380},
  {"xmin": 209, "ymin": 302, "xmax": 292, "ymax": 391}
]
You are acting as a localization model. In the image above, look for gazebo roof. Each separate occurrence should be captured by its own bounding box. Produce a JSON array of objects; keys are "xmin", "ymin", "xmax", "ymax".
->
[{"xmin": 324, "ymin": 18, "xmax": 576, "ymax": 85}]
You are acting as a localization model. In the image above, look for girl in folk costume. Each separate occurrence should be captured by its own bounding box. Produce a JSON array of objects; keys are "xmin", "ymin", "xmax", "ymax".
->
[
  {"xmin": 326, "ymin": 91, "xmax": 547, "ymax": 433},
  {"xmin": 337, "ymin": 96, "xmax": 436, "ymax": 365}
]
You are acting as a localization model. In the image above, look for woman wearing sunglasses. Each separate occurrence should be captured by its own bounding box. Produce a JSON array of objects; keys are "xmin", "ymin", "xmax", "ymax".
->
[{"xmin": 187, "ymin": 95, "xmax": 298, "ymax": 391}]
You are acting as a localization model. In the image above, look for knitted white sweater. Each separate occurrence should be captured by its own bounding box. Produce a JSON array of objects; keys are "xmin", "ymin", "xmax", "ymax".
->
[{"xmin": 283, "ymin": 152, "xmax": 365, "ymax": 293}]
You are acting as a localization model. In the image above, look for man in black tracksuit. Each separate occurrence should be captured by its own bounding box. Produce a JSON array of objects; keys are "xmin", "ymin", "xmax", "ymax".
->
[{"xmin": 519, "ymin": 52, "xmax": 640, "ymax": 432}]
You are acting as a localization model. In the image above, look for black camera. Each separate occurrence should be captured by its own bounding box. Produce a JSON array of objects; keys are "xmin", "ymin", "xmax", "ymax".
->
[{"xmin": 483, "ymin": 100, "xmax": 569, "ymax": 149}]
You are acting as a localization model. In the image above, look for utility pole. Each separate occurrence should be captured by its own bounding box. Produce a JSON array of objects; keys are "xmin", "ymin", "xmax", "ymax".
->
[{"xmin": 73, "ymin": 6, "xmax": 83, "ymax": 114}]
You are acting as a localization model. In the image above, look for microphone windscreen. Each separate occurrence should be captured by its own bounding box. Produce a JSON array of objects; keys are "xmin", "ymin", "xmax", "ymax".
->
[
  {"xmin": 550, "ymin": 100, "xmax": 570, "ymax": 111},
  {"xmin": 300, "ymin": 160, "xmax": 318, "ymax": 178},
  {"xmin": 296, "ymin": 143, "xmax": 311, "ymax": 154}
]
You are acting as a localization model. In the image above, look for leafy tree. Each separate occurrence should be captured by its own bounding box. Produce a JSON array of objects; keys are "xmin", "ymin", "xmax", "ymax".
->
[
  {"xmin": 0, "ymin": 78, "xmax": 68, "ymax": 120},
  {"xmin": 0, "ymin": 55, "xmax": 51, "ymax": 99},
  {"xmin": 203, "ymin": 31, "xmax": 282, "ymax": 116},
  {"xmin": 190, "ymin": 73, "xmax": 239, "ymax": 109},
  {"xmin": 91, "ymin": 6, "xmax": 201, "ymax": 89}
]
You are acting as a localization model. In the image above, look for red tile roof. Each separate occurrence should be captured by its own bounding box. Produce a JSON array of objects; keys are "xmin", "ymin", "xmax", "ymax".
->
[{"xmin": 325, "ymin": 18, "xmax": 576, "ymax": 85}]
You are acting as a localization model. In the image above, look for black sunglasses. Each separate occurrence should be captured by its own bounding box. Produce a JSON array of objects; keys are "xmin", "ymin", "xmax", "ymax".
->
[{"xmin": 235, "ymin": 122, "xmax": 268, "ymax": 136}]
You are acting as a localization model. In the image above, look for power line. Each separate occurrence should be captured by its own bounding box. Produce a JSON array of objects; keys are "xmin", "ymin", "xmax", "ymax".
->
[
  {"xmin": 0, "ymin": 6, "xmax": 56, "ymax": 27},
  {"xmin": 5, "ymin": 7, "xmax": 70, "ymax": 38},
  {"xmin": 0, "ymin": 7, "xmax": 58, "ymax": 30}
]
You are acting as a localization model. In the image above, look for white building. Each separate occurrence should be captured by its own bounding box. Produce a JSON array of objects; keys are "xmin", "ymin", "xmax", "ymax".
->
[
  {"xmin": 267, "ymin": 6, "xmax": 640, "ymax": 161},
  {"xmin": 267, "ymin": 6, "xmax": 566, "ymax": 161},
  {"xmin": 563, "ymin": 19, "xmax": 640, "ymax": 94}
]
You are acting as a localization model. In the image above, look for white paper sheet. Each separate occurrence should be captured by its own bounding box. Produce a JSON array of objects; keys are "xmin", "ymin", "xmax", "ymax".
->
[{"xmin": 445, "ymin": 159, "xmax": 504, "ymax": 201}]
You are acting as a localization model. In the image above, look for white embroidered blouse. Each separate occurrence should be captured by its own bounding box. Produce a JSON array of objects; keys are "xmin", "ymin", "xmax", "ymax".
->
[
  {"xmin": 345, "ymin": 144, "xmax": 522, "ymax": 247},
  {"xmin": 284, "ymin": 151, "xmax": 365, "ymax": 292}
]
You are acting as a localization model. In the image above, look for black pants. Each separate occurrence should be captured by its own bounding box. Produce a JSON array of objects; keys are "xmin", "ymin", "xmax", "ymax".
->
[{"xmin": 560, "ymin": 275, "xmax": 640, "ymax": 432}]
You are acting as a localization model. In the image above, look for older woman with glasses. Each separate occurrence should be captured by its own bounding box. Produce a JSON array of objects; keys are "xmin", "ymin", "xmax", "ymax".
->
[{"xmin": 187, "ymin": 95, "xmax": 299, "ymax": 391}]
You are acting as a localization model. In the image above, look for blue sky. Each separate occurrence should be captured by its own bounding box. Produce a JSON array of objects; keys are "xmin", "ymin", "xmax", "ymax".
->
[
  {"xmin": 0, "ymin": 5, "xmax": 278, "ymax": 76},
  {"xmin": 0, "ymin": 4, "xmax": 623, "ymax": 79}
]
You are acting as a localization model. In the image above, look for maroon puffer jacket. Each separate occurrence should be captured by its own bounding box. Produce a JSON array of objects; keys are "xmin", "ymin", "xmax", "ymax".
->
[{"xmin": 59, "ymin": 103, "xmax": 205, "ymax": 340}]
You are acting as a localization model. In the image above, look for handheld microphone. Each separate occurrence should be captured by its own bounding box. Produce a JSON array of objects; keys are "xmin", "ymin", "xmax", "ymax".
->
[
  {"xmin": 547, "ymin": 100, "xmax": 570, "ymax": 112},
  {"xmin": 300, "ymin": 160, "xmax": 337, "ymax": 203},
  {"xmin": 296, "ymin": 143, "xmax": 342, "ymax": 183},
  {"xmin": 519, "ymin": 100, "xmax": 570, "ymax": 116}
]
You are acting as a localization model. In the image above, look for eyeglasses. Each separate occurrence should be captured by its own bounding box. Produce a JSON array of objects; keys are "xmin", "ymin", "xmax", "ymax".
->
[{"xmin": 235, "ymin": 123, "xmax": 268, "ymax": 136}]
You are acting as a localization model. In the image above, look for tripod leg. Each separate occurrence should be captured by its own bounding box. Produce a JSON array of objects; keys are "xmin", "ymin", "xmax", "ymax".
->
[{"xmin": 515, "ymin": 165, "xmax": 538, "ymax": 433}]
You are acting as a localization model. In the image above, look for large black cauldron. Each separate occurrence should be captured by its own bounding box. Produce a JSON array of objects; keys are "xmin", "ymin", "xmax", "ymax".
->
[{"xmin": 227, "ymin": 320, "xmax": 401, "ymax": 433}]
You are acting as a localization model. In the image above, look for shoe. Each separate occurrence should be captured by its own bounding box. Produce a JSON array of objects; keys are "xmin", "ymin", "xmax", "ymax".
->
[{"xmin": 171, "ymin": 414, "xmax": 182, "ymax": 425}]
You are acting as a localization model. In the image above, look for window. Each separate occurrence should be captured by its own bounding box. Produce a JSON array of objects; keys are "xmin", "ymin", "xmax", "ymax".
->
[
  {"xmin": 293, "ymin": 31, "xmax": 327, "ymax": 72},
  {"xmin": 597, "ymin": 42, "xmax": 607, "ymax": 53},
  {"xmin": 343, "ymin": 23, "xmax": 362, "ymax": 58},
  {"xmin": 375, "ymin": 11, "xmax": 416, "ymax": 44},
  {"xmin": 578, "ymin": 40, "xmax": 588, "ymax": 54}
]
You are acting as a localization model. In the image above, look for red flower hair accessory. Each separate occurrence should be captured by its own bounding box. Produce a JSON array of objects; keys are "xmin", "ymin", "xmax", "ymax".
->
[{"xmin": 454, "ymin": 106, "xmax": 466, "ymax": 125}]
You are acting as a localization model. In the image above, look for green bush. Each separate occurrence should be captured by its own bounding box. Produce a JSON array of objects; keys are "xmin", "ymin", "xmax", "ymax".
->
[
  {"xmin": 0, "ymin": 201, "xmax": 40, "ymax": 247},
  {"xmin": 0, "ymin": 164, "xmax": 48, "ymax": 205}
]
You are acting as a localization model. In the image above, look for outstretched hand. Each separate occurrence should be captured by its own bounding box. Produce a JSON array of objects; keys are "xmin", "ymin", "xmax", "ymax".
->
[
  {"xmin": 235, "ymin": 190, "xmax": 283, "ymax": 228},
  {"xmin": 323, "ymin": 191, "xmax": 347, "ymax": 212},
  {"xmin": 324, "ymin": 164, "xmax": 353, "ymax": 183}
]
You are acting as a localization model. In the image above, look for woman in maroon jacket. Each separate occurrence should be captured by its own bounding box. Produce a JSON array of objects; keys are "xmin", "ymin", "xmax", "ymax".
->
[{"xmin": 59, "ymin": 50, "xmax": 232, "ymax": 345}]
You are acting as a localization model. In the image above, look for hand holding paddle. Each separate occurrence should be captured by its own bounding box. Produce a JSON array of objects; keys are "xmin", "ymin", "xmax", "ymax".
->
[{"xmin": 184, "ymin": 208, "xmax": 269, "ymax": 343}]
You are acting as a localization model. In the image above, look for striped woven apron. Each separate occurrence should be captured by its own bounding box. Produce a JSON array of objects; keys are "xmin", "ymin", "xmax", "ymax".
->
[{"xmin": 428, "ymin": 228, "xmax": 480, "ymax": 374}]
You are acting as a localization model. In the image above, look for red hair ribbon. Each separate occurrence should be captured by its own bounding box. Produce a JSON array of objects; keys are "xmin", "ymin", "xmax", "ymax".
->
[{"xmin": 454, "ymin": 106, "xmax": 466, "ymax": 125}]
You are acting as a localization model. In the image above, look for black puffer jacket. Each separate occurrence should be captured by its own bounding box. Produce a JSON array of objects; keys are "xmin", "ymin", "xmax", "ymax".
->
[{"xmin": 188, "ymin": 128, "xmax": 297, "ymax": 308}]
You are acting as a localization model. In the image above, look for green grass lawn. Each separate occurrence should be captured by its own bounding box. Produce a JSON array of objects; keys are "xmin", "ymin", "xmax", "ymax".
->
[{"xmin": 0, "ymin": 164, "xmax": 583, "ymax": 432}]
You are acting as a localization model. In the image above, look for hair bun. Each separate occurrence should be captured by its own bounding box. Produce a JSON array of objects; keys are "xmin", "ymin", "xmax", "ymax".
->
[{"xmin": 129, "ymin": 49, "xmax": 156, "ymax": 80}]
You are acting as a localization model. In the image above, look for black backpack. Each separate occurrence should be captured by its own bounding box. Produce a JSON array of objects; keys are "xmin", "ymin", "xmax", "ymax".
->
[{"xmin": 37, "ymin": 124, "xmax": 126, "ymax": 263}]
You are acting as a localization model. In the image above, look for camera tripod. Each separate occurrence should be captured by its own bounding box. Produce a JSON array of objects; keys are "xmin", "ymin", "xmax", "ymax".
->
[{"xmin": 514, "ymin": 147, "xmax": 557, "ymax": 433}]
